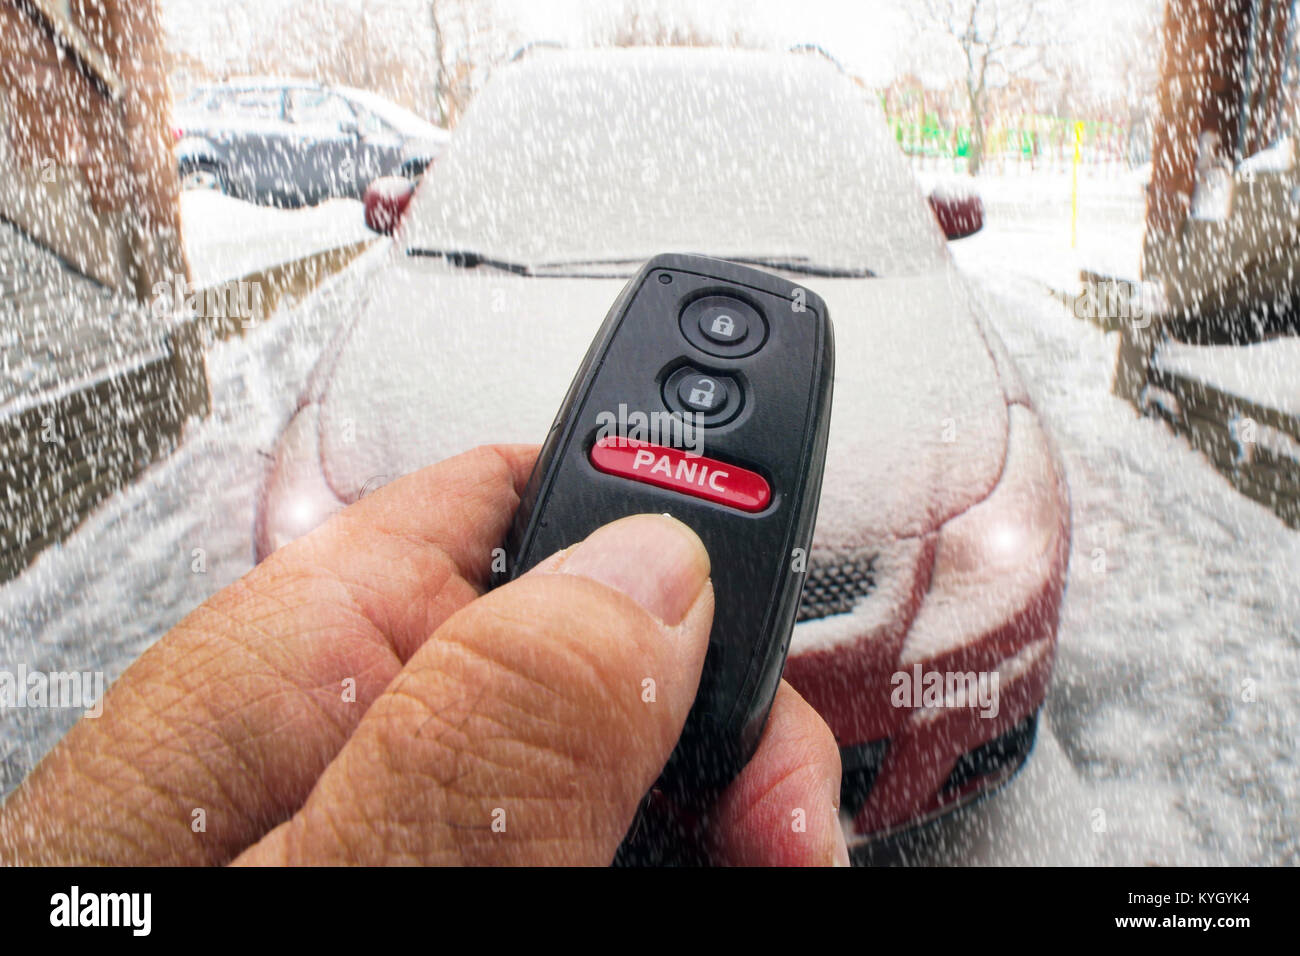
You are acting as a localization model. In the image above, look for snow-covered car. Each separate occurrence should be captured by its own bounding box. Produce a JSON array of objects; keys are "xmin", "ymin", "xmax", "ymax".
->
[
  {"xmin": 254, "ymin": 47, "xmax": 1071, "ymax": 847},
  {"xmin": 173, "ymin": 78, "xmax": 450, "ymax": 207}
]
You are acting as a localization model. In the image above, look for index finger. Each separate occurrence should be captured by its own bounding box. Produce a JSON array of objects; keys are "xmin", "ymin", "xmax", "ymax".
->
[
  {"xmin": 709, "ymin": 681, "xmax": 850, "ymax": 866},
  {"xmin": 0, "ymin": 444, "xmax": 539, "ymax": 866}
]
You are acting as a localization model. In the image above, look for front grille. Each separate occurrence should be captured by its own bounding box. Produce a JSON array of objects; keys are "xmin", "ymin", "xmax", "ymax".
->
[{"xmin": 798, "ymin": 550, "xmax": 876, "ymax": 621}]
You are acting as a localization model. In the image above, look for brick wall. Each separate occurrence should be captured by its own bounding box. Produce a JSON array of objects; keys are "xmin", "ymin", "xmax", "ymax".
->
[
  {"xmin": 1, "ymin": 0, "xmax": 187, "ymax": 296},
  {"xmin": 0, "ymin": 2, "xmax": 208, "ymax": 584}
]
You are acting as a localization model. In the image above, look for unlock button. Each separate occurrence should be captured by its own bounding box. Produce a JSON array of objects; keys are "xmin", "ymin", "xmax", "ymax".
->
[
  {"xmin": 664, "ymin": 366, "xmax": 741, "ymax": 424},
  {"xmin": 678, "ymin": 373, "xmax": 728, "ymax": 413}
]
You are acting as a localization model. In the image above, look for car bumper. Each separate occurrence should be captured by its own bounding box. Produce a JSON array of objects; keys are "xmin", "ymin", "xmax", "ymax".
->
[{"xmin": 785, "ymin": 403, "xmax": 1071, "ymax": 841}]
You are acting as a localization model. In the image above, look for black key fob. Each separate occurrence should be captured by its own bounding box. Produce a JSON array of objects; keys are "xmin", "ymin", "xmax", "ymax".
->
[{"xmin": 496, "ymin": 253, "xmax": 834, "ymax": 801}]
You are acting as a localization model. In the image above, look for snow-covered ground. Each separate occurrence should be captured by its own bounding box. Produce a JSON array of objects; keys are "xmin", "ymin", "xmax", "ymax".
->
[
  {"xmin": 1157, "ymin": 337, "xmax": 1300, "ymax": 418},
  {"xmin": 875, "ymin": 271, "xmax": 1300, "ymax": 864},
  {"xmin": 921, "ymin": 165, "xmax": 1149, "ymax": 294},
  {"xmin": 3, "ymin": 176, "xmax": 1297, "ymax": 864},
  {"xmin": 2, "ymin": 194, "xmax": 381, "ymax": 793},
  {"xmin": 871, "ymin": 181, "xmax": 1299, "ymax": 865},
  {"xmin": 181, "ymin": 191, "xmax": 373, "ymax": 286},
  {"xmin": 0, "ymin": 241, "xmax": 391, "ymax": 795}
]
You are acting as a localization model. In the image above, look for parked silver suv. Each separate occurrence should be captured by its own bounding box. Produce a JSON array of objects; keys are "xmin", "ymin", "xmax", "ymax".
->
[{"xmin": 173, "ymin": 78, "xmax": 450, "ymax": 207}]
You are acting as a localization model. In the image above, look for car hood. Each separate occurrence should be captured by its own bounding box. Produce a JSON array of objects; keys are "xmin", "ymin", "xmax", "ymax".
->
[
  {"xmin": 173, "ymin": 107, "xmax": 207, "ymax": 127},
  {"xmin": 316, "ymin": 254, "xmax": 1009, "ymax": 551},
  {"xmin": 401, "ymin": 136, "xmax": 448, "ymax": 162}
]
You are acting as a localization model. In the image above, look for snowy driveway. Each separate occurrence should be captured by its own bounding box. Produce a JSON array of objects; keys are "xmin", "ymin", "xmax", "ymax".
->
[
  {"xmin": 872, "ymin": 184, "xmax": 1300, "ymax": 865},
  {"xmin": 866, "ymin": 265, "xmax": 1300, "ymax": 864},
  {"xmin": 2, "ymin": 188, "xmax": 1297, "ymax": 864}
]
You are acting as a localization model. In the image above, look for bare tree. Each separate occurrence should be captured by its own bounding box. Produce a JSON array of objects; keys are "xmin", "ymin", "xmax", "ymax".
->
[
  {"xmin": 1111, "ymin": 6, "xmax": 1164, "ymax": 165},
  {"xmin": 604, "ymin": 8, "xmax": 721, "ymax": 48},
  {"xmin": 429, "ymin": 0, "xmax": 459, "ymax": 127},
  {"xmin": 918, "ymin": 0, "xmax": 1047, "ymax": 175},
  {"xmin": 247, "ymin": 1, "xmax": 403, "ymax": 93},
  {"xmin": 430, "ymin": 0, "xmax": 504, "ymax": 128}
]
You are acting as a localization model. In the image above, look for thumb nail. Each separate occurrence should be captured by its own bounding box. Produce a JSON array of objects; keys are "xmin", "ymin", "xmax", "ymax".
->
[{"xmin": 550, "ymin": 514, "xmax": 710, "ymax": 626}]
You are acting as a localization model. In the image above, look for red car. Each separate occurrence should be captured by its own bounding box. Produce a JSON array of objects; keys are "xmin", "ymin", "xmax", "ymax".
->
[{"xmin": 256, "ymin": 46, "xmax": 1070, "ymax": 848}]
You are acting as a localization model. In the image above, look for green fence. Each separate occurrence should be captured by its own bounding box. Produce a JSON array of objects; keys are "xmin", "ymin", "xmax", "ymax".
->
[{"xmin": 886, "ymin": 110, "xmax": 1129, "ymax": 165}]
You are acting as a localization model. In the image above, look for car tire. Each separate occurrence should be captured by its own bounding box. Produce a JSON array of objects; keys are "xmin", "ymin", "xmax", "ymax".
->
[
  {"xmin": 399, "ymin": 159, "xmax": 429, "ymax": 179},
  {"xmin": 178, "ymin": 160, "xmax": 227, "ymax": 194}
]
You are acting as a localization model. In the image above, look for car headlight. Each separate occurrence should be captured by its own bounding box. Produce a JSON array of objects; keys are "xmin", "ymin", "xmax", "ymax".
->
[{"xmin": 254, "ymin": 402, "xmax": 345, "ymax": 562}]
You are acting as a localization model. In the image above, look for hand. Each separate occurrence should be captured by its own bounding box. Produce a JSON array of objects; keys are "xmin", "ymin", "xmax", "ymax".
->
[{"xmin": 0, "ymin": 445, "xmax": 848, "ymax": 866}]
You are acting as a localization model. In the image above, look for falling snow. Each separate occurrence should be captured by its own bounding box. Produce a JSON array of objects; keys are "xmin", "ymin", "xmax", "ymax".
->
[{"xmin": 1, "ymin": 0, "xmax": 1297, "ymax": 866}]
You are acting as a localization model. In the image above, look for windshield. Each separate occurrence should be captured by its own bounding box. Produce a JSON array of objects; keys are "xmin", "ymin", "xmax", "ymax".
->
[
  {"xmin": 335, "ymin": 86, "xmax": 446, "ymax": 138},
  {"xmin": 402, "ymin": 48, "xmax": 948, "ymax": 275}
]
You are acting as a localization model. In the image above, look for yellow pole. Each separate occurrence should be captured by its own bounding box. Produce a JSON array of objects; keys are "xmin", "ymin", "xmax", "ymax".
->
[{"xmin": 1071, "ymin": 120, "xmax": 1083, "ymax": 249}]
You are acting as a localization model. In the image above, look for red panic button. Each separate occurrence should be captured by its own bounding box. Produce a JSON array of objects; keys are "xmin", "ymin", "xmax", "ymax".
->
[{"xmin": 589, "ymin": 438, "xmax": 771, "ymax": 513}]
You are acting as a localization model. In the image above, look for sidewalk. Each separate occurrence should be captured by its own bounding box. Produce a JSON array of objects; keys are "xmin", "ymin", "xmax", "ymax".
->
[
  {"xmin": 1, "ymin": 220, "xmax": 203, "ymax": 584},
  {"xmin": 0, "ymin": 220, "xmax": 173, "ymax": 414}
]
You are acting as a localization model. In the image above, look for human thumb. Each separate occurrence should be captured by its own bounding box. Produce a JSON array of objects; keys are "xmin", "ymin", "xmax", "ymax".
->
[{"xmin": 234, "ymin": 513, "xmax": 714, "ymax": 865}]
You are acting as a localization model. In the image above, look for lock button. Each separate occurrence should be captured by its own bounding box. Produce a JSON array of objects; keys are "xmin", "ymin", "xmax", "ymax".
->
[
  {"xmin": 699, "ymin": 304, "xmax": 748, "ymax": 344},
  {"xmin": 681, "ymin": 295, "xmax": 765, "ymax": 358}
]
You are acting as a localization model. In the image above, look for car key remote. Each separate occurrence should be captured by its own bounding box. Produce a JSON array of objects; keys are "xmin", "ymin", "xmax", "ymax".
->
[{"xmin": 495, "ymin": 252, "xmax": 834, "ymax": 806}]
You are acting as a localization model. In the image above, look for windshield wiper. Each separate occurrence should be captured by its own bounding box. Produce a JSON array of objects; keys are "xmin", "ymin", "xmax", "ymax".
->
[
  {"xmin": 406, "ymin": 249, "xmax": 649, "ymax": 278},
  {"xmin": 407, "ymin": 248, "xmax": 532, "ymax": 274},
  {"xmin": 526, "ymin": 254, "xmax": 878, "ymax": 278},
  {"xmin": 406, "ymin": 249, "xmax": 877, "ymax": 279},
  {"xmin": 724, "ymin": 256, "xmax": 876, "ymax": 278}
]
